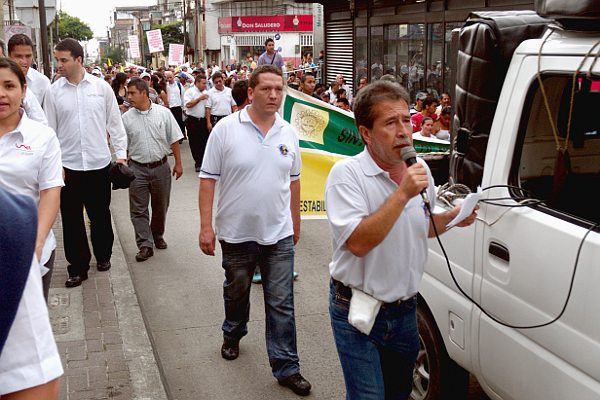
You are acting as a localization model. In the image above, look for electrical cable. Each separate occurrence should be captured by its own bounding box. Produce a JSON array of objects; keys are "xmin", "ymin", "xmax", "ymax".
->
[{"xmin": 428, "ymin": 186, "xmax": 599, "ymax": 329}]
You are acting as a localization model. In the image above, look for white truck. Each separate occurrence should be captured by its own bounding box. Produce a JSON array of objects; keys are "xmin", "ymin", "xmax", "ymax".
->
[{"xmin": 414, "ymin": 7, "xmax": 600, "ymax": 400}]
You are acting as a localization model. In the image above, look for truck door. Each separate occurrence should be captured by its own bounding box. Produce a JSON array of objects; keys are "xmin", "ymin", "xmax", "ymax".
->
[{"xmin": 474, "ymin": 53, "xmax": 600, "ymax": 399}]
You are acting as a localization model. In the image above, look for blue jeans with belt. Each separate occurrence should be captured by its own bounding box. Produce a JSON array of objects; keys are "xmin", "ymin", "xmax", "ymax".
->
[
  {"xmin": 329, "ymin": 281, "xmax": 419, "ymax": 400},
  {"xmin": 220, "ymin": 236, "xmax": 299, "ymax": 380}
]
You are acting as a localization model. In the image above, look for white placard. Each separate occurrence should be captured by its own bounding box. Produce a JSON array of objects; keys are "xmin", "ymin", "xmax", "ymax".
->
[
  {"xmin": 128, "ymin": 35, "xmax": 140, "ymax": 59},
  {"xmin": 168, "ymin": 44, "xmax": 185, "ymax": 66},
  {"xmin": 146, "ymin": 29, "xmax": 164, "ymax": 53}
]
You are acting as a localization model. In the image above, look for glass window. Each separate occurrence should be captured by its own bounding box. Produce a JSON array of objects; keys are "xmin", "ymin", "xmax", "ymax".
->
[
  {"xmin": 444, "ymin": 22, "xmax": 463, "ymax": 96},
  {"xmin": 426, "ymin": 23, "xmax": 443, "ymax": 100},
  {"xmin": 371, "ymin": 26, "xmax": 384, "ymax": 81},
  {"xmin": 513, "ymin": 74, "xmax": 600, "ymax": 224},
  {"xmin": 355, "ymin": 26, "xmax": 368, "ymax": 88}
]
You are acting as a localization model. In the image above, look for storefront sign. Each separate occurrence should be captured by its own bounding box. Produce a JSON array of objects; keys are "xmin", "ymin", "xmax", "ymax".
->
[
  {"xmin": 146, "ymin": 29, "xmax": 164, "ymax": 53},
  {"xmin": 218, "ymin": 15, "xmax": 313, "ymax": 33}
]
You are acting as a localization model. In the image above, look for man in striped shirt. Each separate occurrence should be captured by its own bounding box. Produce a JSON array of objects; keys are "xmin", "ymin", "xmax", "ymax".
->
[{"xmin": 122, "ymin": 78, "xmax": 183, "ymax": 262}]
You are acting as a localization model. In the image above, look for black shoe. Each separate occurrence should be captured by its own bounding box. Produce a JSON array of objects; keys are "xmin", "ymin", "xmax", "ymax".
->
[
  {"xmin": 278, "ymin": 373, "xmax": 311, "ymax": 396},
  {"xmin": 65, "ymin": 272, "xmax": 88, "ymax": 288},
  {"xmin": 221, "ymin": 339, "xmax": 239, "ymax": 360},
  {"xmin": 97, "ymin": 261, "xmax": 111, "ymax": 271},
  {"xmin": 135, "ymin": 247, "xmax": 154, "ymax": 262},
  {"xmin": 154, "ymin": 238, "xmax": 168, "ymax": 250}
]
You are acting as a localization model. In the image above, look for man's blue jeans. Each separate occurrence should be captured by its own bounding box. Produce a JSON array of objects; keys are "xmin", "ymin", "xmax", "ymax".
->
[
  {"xmin": 220, "ymin": 236, "xmax": 300, "ymax": 380},
  {"xmin": 329, "ymin": 281, "xmax": 419, "ymax": 400}
]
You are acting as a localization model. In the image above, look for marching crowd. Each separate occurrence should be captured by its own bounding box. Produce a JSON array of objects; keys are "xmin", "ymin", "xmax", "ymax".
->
[{"xmin": 0, "ymin": 33, "xmax": 472, "ymax": 400}]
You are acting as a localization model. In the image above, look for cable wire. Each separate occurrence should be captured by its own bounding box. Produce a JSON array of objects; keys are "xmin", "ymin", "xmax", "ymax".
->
[{"xmin": 427, "ymin": 196, "xmax": 599, "ymax": 329}]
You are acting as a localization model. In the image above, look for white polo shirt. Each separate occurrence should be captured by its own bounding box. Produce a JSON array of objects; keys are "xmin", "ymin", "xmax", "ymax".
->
[
  {"xmin": 325, "ymin": 148, "xmax": 435, "ymax": 303},
  {"xmin": 44, "ymin": 72, "xmax": 127, "ymax": 171},
  {"xmin": 183, "ymin": 85, "xmax": 208, "ymax": 118},
  {"xmin": 26, "ymin": 67, "xmax": 51, "ymax": 106},
  {"xmin": 0, "ymin": 256, "xmax": 63, "ymax": 394},
  {"xmin": 199, "ymin": 107, "xmax": 301, "ymax": 245},
  {"xmin": 206, "ymin": 87, "xmax": 236, "ymax": 116},
  {"xmin": 0, "ymin": 112, "xmax": 64, "ymax": 267}
]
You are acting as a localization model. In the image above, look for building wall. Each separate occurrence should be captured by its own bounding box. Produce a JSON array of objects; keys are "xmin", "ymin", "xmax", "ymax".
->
[
  {"xmin": 322, "ymin": 0, "xmax": 535, "ymax": 102},
  {"xmin": 209, "ymin": 0, "xmax": 320, "ymax": 70}
]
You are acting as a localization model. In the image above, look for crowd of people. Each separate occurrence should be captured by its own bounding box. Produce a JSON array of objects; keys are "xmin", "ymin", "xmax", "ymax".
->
[{"xmin": 0, "ymin": 33, "xmax": 475, "ymax": 400}]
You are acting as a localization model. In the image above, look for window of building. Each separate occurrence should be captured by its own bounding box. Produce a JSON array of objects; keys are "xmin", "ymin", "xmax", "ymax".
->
[
  {"xmin": 370, "ymin": 25, "xmax": 384, "ymax": 80},
  {"xmin": 512, "ymin": 74, "xmax": 600, "ymax": 225},
  {"xmin": 444, "ymin": 22, "xmax": 463, "ymax": 94},
  {"xmin": 355, "ymin": 26, "xmax": 368, "ymax": 87},
  {"xmin": 426, "ymin": 23, "xmax": 443, "ymax": 99},
  {"xmin": 379, "ymin": 23, "xmax": 425, "ymax": 101}
]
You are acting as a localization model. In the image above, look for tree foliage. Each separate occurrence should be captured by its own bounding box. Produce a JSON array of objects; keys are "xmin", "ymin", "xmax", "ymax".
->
[
  {"xmin": 55, "ymin": 11, "xmax": 94, "ymax": 42},
  {"xmin": 150, "ymin": 21, "xmax": 184, "ymax": 55},
  {"xmin": 102, "ymin": 46, "xmax": 127, "ymax": 66}
]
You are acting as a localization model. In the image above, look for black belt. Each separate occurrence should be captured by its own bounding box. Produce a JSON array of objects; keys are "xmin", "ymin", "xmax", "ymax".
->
[
  {"xmin": 331, "ymin": 278, "xmax": 416, "ymax": 307},
  {"xmin": 130, "ymin": 156, "xmax": 168, "ymax": 168},
  {"xmin": 188, "ymin": 115, "xmax": 205, "ymax": 120}
]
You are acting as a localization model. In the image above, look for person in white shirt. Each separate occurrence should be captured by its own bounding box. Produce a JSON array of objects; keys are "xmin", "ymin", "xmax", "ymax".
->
[
  {"xmin": 0, "ymin": 189, "xmax": 63, "ymax": 400},
  {"xmin": 1, "ymin": 35, "xmax": 47, "ymax": 125},
  {"xmin": 123, "ymin": 78, "xmax": 183, "ymax": 263},
  {"xmin": 205, "ymin": 71, "xmax": 237, "ymax": 132},
  {"xmin": 7, "ymin": 34, "xmax": 51, "ymax": 106},
  {"xmin": 325, "ymin": 81, "xmax": 476, "ymax": 399},
  {"xmin": 184, "ymin": 74, "xmax": 210, "ymax": 172},
  {"xmin": 335, "ymin": 74, "xmax": 353, "ymax": 104},
  {"xmin": 0, "ymin": 58, "xmax": 63, "ymax": 301},
  {"xmin": 44, "ymin": 38, "xmax": 128, "ymax": 288},
  {"xmin": 165, "ymin": 71, "xmax": 186, "ymax": 140},
  {"xmin": 199, "ymin": 65, "xmax": 310, "ymax": 396}
]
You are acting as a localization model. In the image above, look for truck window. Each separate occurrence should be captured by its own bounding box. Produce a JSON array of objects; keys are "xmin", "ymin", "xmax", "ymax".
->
[{"xmin": 511, "ymin": 74, "xmax": 600, "ymax": 225}]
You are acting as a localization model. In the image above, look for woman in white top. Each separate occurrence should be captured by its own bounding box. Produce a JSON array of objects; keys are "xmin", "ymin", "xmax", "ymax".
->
[
  {"xmin": 0, "ymin": 57, "xmax": 63, "ymax": 301},
  {"xmin": 0, "ymin": 58, "xmax": 63, "ymax": 399}
]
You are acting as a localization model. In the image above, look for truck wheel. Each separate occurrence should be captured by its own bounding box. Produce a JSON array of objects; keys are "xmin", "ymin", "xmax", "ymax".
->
[{"xmin": 411, "ymin": 304, "xmax": 469, "ymax": 400}]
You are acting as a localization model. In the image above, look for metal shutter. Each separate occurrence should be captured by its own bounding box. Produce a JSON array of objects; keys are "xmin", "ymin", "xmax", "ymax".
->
[{"xmin": 325, "ymin": 19, "xmax": 353, "ymax": 92}]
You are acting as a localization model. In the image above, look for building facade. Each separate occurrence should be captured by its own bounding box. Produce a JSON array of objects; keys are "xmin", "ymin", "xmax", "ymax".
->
[
  {"xmin": 306, "ymin": 0, "xmax": 535, "ymax": 102},
  {"xmin": 209, "ymin": 0, "xmax": 323, "ymax": 70}
]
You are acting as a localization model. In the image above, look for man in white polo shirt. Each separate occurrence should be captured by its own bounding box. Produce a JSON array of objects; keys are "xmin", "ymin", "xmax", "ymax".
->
[
  {"xmin": 205, "ymin": 71, "xmax": 237, "ymax": 132},
  {"xmin": 199, "ymin": 65, "xmax": 311, "ymax": 396},
  {"xmin": 324, "ymin": 81, "xmax": 476, "ymax": 399},
  {"xmin": 184, "ymin": 73, "xmax": 209, "ymax": 172},
  {"xmin": 44, "ymin": 38, "xmax": 128, "ymax": 288}
]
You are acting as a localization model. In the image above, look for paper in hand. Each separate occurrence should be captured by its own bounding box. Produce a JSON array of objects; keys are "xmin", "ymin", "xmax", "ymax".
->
[{"xmin": 446, "ymin": 187, "xmax": 481, "ymax": 229}]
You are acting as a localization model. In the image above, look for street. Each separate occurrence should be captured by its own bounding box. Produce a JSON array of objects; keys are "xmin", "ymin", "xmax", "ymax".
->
[{"xmin": 107, "ymin": 141, "xmax": 490, "ymax": 399}]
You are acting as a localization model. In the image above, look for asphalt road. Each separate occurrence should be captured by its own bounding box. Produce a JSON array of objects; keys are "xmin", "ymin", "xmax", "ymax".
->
[{"xmin": 111, "ymin": 141, "xmax": 490, "ymax": 400}]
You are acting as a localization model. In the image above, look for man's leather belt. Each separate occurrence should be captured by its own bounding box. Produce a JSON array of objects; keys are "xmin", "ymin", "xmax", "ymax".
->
[
  {"xmin": 331, "ymin": 278, "xmax": 416, "ymax": 307},
  {"xmin": 130, "ymin": 156, "xmax": 168, "ymax": 168}
]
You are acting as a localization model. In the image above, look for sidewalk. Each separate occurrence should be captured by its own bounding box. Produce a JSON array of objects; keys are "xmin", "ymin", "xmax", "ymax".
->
[{"xmin": 48, "ymin": 216, "xmax": 167, "ymax": 400}]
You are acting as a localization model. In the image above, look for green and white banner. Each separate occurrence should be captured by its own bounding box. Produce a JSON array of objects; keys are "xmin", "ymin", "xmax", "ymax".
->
[{"xmin": 281, "ymin": 88, "xmax": 449, "ymax": 218}]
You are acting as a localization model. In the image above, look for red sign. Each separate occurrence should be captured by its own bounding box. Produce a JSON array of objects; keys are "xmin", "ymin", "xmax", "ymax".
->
[{"xmin": 218, "ymin": 15, "xmax": 313, "ymax": 33}]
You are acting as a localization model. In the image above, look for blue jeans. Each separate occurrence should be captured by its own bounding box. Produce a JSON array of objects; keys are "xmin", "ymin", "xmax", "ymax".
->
[
  {"xmin": 220, "ymin": 236, "xmax": 299, "ymax": 380},
  {"xmin": 329, "ymin": 281, "xmax": 419, "ymax": 400}
]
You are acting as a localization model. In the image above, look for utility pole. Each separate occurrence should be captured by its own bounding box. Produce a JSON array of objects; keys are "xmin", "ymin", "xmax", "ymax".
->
[
  {"xmin": 38, "ymin": 0, "xmax": 51, "ymax": 77},
  {"xmin": 182, "ymin": 0, "xmax": 187, "ymax": 62}
]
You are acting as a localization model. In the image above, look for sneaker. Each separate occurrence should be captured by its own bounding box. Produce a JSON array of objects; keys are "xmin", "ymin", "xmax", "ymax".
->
[
  {"xmin": 278, "ymin": 373, "xmax": 311, "ymax": 396},
  {"xmin": 252, "ymin": 271, "xmax": 262, "ymax": 284}
]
